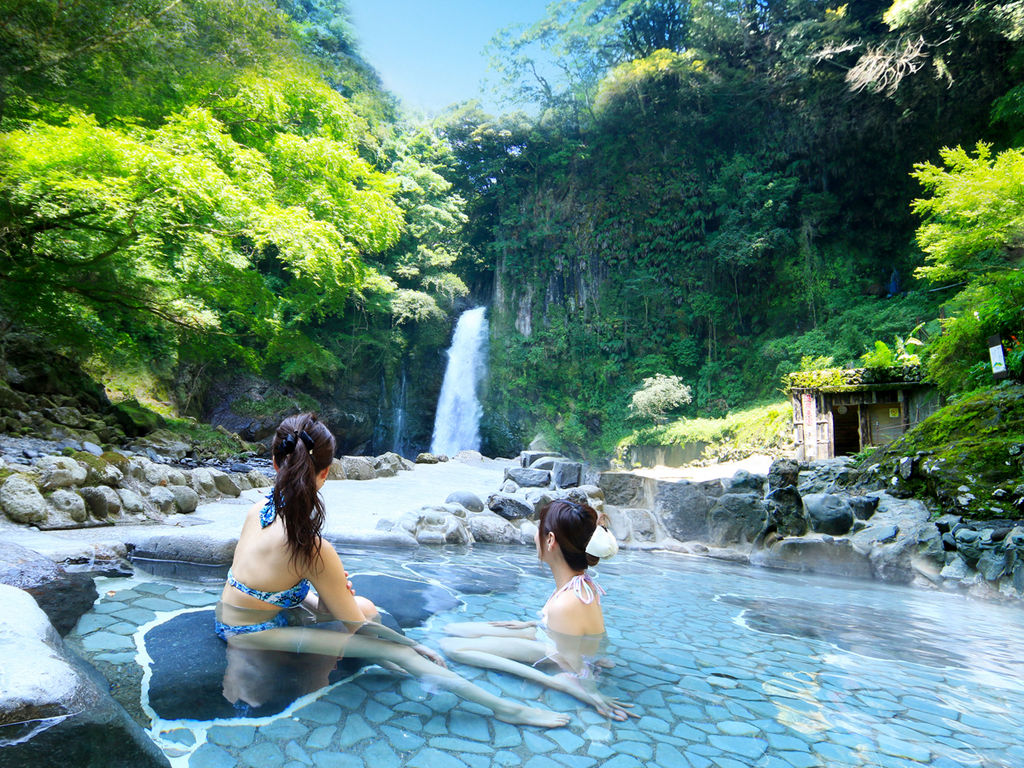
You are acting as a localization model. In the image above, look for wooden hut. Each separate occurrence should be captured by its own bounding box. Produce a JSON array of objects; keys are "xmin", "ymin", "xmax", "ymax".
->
[{"xmin": 787, "ymin": 366, "xmax": 939, "ymax": 461}]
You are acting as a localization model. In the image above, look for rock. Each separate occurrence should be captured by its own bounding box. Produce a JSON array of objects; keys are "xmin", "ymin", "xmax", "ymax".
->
[
  {"xmin": 466, "ymin": 512, "xmax": 521, "ymax": 544},
  {"xmin": 529, "ymin": 456, "xmax": 559, "ymax": 470},
  {"xmin": 518, "ymin": 519, "xmax": 539, "ymax": 545},
  {"xmin": 133, "ymin": 534, "xmax": 236, "ymax": 565},
  {"xmin": 955, "ymin": 528, "xmax": 984, "ymax": 566},
  {"xmin": 603, "ymin": 507, "xmax": 632, "ymax": 541},
  {"xmin": 48, "ymin": 489, "xmax": 88, "ymax": 524},
  {"xmin": 505, "ymin": 467, "xmax": 550, "ymax": 487},
  {"xmin": 206, "ymin": 469, "xmax": 240, "ymax": 497},
  {"xmin": 0, "ymin": 382, "xmax": 28, "ymax": 410},
  {"xmin": 722, "ymin": 469, "xmax": 766, "ymax": 495},
  {"xmin": 148, "ymin": 486, "xmax": 177, "ymax": 514},
  {"xmin": 763, "ymin": 537, "xmax": 874, "ymax": 580},
  {"xmin": 374, "ymin": 452, "xmax": 409, "ymax": 477},
  {"xmin": 598, "ymin": 471, "xmax": 655, "ymax": 507},
  {"xmin": 500, "ymin": 479, "xmax": 518, "ymax": 493},
  {"xmin": 521, "ymin": 450, "xmax": 560, "ymax": 467},
  {"xmin": 898, "ymin": 456, "xmax": 915, "ymax": 480},
  {"xmin": 1, "ymin": 475, "xmax": 48, "ymax": 523},
  {"xmin": 142, "ymin": 461, "xmax": 169, "ymax": 486},
  {"xmin": 415, "ymin": 452, "xmax": 441, "ymax": 464},
  {"xmin": 653, "ymin": 480, "xmax": 712, "ymax": 541},
  {"xmin": 164, "ymin": 468, "xmax": 187, "ymax": 486},
  {"xmin": 142, "ymin": 608, "xmax": 380, "ymax": 722},
  {"xmin": 803, "ymin": 493, "xmax": 854, "ymax": 536},
  {"xmin": 446, "ymin": 491, "xmax": 484, "ymax": 513},
  {"xmin": 117, "ymin": 488, "xmax": 148, "ymax": 516},
  {"xmin": 707, "ymin": 493, "xmax": 767, "ymax": 548},
  {"xmin": 767, "ymin": 458, "xmax": 800, "ymax": 489},
  {"xmin": 624, "ymin": 508, "xmax": 661, "ymax": 542},
  {"xmin": 851, "ymin": 524, "xmax": 899, "ymax": 547},
  {"xmin": 0, "ymin": 585, "xmax": 169, "ymax": 768},
  {"xmin": 977, "ymin": 548, "xmax": 1012, "ymax": 581},
  {"xmin": 763, "ymin": 486, "xmax": 808, "ymax": 538},
  {"xmin": 486, "ymin": 492, "xmax": 534, "ymax": 521},
  {"xmin": 550, "ymin": 460, "xmax": 582, "ymax": 488},
  {"xmin": 392, "ymin": 505, "xmax": 473, "ymax": 545},
  {"xmin": 940, "ymin": 556, "xmax": 971, "ymax": 581},
  {"xmin": 327, "ymin": 458, "xmax": 347, "ymax": 480},
  {"xmin": 79, "ymin": 486, "xmax": 122, "ymax": 519},
  {"xmin": 341, "ymin": 455, "xmax": 376, "ymax": 480},
  {"xmin": 168, "ymin": 485, "xmax": 199, "ymax": 513},
  {"xmin": 247, "ymin": 469, "xmax": 272, "ymax": 488},
  {"xmin": 0, "ymin": 543, "xmax": 98, "ymax": 635},
  {"xmin": 36, "ymin": 455, "xmax": 88, "ymax": 490},
  {"xmin": 848, "ymin": 495, "xmax": 880, "ymax": 520}
]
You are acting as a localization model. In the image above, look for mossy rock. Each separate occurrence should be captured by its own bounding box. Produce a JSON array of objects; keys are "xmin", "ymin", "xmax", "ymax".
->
[
  {"xmin": 100, "ymin": 451, "xmax": 131, "ymax": 471},
  {"xmin": 866, "ymin": 384, "xmax": 1024, "ymax": 519},
  {"xmin": 111, "ymin": 398, "xmax": 164, "ymax": 437}
]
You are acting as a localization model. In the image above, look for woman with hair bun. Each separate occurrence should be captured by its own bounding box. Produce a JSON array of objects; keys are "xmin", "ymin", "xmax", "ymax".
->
[
  {"xmin": 215, "ymin": 413, "xmax": 568, "ymax": 727},
  {"xmin": 440, "ymin": 499, "xmax": 635, "ymax": 721}
]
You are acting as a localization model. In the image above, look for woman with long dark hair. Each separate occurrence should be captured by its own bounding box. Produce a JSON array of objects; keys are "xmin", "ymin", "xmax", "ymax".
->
[
  {"xmin": 215, "ymin": 412, "xmax": 568, "ymax": 727},
  {"xmin": 440, "ymin": 499, "xmax": 635, "ymax": 720}
]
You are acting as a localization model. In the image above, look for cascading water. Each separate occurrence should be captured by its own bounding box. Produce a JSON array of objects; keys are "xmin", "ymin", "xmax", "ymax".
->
[
  {"xmin": 391, "ymin": 367, "xmax": 409, "ymax": 457},
  {"xmin": 430, "ymin": 306, "xmax": 488, "ymax": 456}
]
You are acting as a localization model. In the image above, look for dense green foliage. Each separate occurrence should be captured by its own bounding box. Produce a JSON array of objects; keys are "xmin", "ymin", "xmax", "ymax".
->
[
  {"xmin": 2, "ymin": 0, "xmax": 1023, "ymax": 460},
  {"xmin": 0, "ymin": 0, "xmax": 469, "ymax": 437},
  {"xmin": 436, "ymin": 0, "xmax": 1024, "ymax": 453}
]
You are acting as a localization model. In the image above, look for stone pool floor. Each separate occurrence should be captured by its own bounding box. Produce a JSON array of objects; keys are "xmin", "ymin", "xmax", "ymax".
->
[{"xmin": 67, "ymin": 547, "xmax": 1024, "ymax": 768}]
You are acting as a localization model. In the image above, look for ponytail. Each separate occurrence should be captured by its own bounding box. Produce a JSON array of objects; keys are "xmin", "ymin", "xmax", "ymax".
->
[
  {"xmin": 271, "ymin": 413, "xmax": 336, "ymax": 566},
  {"xmin": 538, "ymin": 500, "xmax": 602, "ymax": 572}
]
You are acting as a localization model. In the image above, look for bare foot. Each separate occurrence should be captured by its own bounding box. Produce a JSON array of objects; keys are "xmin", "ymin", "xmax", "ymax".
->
[
  {"xmin": 553, "ymin": 673, "xmax": 636, "ymax": 721},
  {"xmin": 496, "ymin": 704, "xmax": 571, "ymax": 728}
]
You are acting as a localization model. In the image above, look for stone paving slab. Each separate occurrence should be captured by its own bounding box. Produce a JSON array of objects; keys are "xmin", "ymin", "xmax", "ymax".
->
[{"xmin": 63, "ymin": 547, "xmax": 1024, "ymax": 768}]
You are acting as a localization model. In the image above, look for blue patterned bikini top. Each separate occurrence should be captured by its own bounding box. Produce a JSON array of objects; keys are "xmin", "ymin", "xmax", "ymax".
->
[{"xmin": 225, "ymin": 492, "xmax": 311, "ymax": 608}]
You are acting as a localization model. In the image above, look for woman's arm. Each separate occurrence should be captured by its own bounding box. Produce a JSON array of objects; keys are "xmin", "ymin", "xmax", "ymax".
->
[{"xmin": 306, "ymin": 542, "xmax": 417, "ymax": 646}]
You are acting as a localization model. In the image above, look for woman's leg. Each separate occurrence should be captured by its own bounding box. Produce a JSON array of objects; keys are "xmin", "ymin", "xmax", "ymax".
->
[
  {"xmin": 439, "ymin": 637, "xmax": 634, "ymax": 722},
  {"xmin": 443, "ymin": 621, "xmax": 538, "ymax": 640},
  {"xmin": 228, "ymin": 627, "xmax": 569, "ymax": 727}
]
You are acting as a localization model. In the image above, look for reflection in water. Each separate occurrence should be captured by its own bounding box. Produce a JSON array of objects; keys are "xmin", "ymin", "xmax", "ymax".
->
[
  {"xmin": 724, "ymin": 593, "xmax": 972, "ymax": 668},
  {"xmin": 222, "ymin": 642, "xmax": 340, "ymax": 717}
]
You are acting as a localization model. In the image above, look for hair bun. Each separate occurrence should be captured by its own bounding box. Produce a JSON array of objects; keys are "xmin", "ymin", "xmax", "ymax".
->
[{"xmin": 585, "ymin": 525, "xmax": 618, "ymax": 559}]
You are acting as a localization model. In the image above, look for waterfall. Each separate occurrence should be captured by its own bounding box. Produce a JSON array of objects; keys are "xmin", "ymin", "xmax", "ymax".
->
[
  {"xmin": 430, "ymin": 307, "xmax": 488, "ymax": 456},
  {"xmin": 391, "ymin": 366, "xmax": 409, "ymax": 457}
]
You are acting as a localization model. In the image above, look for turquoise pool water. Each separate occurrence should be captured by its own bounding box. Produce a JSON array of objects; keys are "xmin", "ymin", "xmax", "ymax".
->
[{"xmin": 68, "ymin": 546, "xmax": 1024, "ymax": 768}]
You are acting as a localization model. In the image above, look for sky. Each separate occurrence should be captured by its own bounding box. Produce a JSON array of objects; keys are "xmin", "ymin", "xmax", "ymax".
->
[{"xmin": 346, "ymin": 0, "xmax": 551, "ymax": 115}]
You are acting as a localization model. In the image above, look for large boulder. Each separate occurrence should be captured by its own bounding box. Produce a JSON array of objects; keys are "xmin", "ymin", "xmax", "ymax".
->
[
  {"xmin": 208, "ymin": 469, "xmax": 241, "ymax": 497},
  {"xmin": 599, "ymin": 472, "xmax": 655, "ymax": 508},
  {"xmin": 374, "ymin": 452, "xmax": 412, "ymax": 477},
  {"xmin": 79, "ymin": 486, "xmax": 122, "ymax": 519},
  {"xmin": 466, "ymin": 512, "xmax": 521, "ymax": 544},
  {"xmin": 767, "ymin": 458, "xmax": 800, "ymax": 490},
  {"xmin": 132, "ymin": 534, "xmax": 236, "ymax": 566},
  {"xmin": 764, "ymin": 486, "xmax": 809, "ymax": 538},
  {"xmin": 653, "ymin": 480, "xmax": 713, "ymax": 541},
  {"xmin": 48, "ymin": 489, "xmax": 89, "ymax": 525},
  {"xmin": 0, "ymin": 542, "xmax": 97, "ymax": 635},
  {"xmin": 486, "ymin": 492, "xmax": 534, "ymax": 521},
  {"xmin": 1, "ymin": 475, "xmax": 48, "ymax": 524},
  {"xmin": 550, "ymin": 460, "xmax": 582, "ymax": 489},
  {"xmin": 446, "ymin": 490, "xmax": 484, "ymax": 513},
  {"xmin": 392, "ymin": 505, "xmax": 473, "ymax": 545},
  {"xmin": 35, "ymin": 455, "xmax": 88, "ymax": 490},
  {"xmin": 341, "ymin": 455, "xmax": 376, "ymax": 480},
  {"xmin": 0, "ymin": 586, "xmax": 169, "ymax": 768},
  {"xmin": 521, "ymin": 450, "xmax": 560, "ymax": 467},
  {"xmin": 707, "ymin": 493, "xmax": 767, "ymax": 548},
  {"xmin": 505, "ymin": 467, "xmax": 550, "ymax": 487},
  {"xmin": 762, "ymin": 536, "xmax": 874, "ymax": 580},
  {"xmin": 167, "ymin": 485, "xmax": 199, "ymax": 514},
  {"xmin": 722, "ymin": 470, "xmax": 766, "ymax": 495},
  {"xmin": 803, "ymin": 493, "xmax": 855, "ymax": 536}
]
